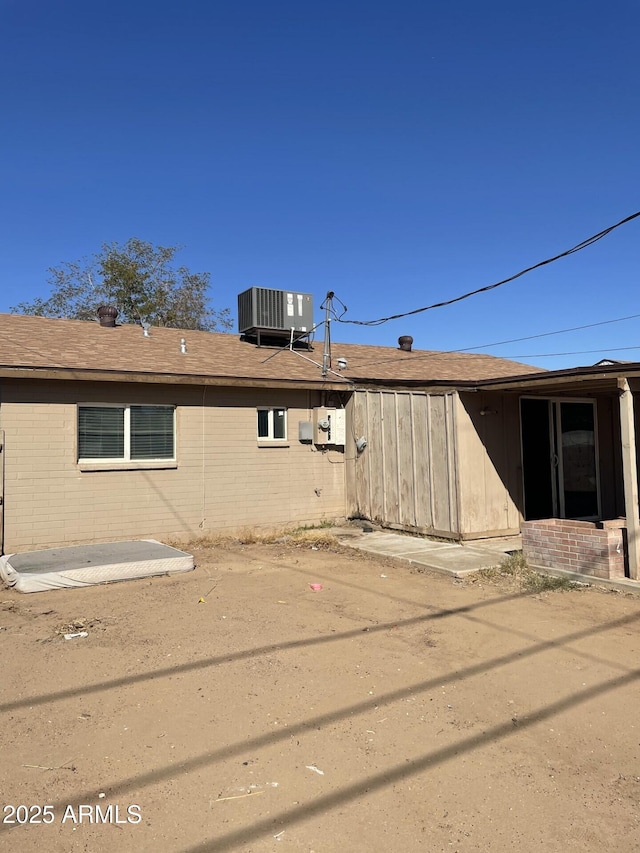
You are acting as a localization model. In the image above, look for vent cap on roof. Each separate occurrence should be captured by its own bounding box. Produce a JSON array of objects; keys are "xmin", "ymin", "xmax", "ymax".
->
[
  {"xmin": 97, "ymin": 305, "xmax": 118, "ymax": 327},
  {"xmin": 398, "ymin": 335, "xmax": 413, "ymax": 352}
]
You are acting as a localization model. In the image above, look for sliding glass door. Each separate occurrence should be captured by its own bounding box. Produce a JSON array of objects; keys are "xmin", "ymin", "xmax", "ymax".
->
[{"xmin": 521, "ymin": 398, "xmax": 600, "ymax": 520}]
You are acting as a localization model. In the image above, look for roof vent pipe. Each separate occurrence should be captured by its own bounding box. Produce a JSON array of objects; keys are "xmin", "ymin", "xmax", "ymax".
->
[
  {"xmin": 398, "ymin": 335, "xmax": 413, "ymax": 352},
  {"xmin": 97, "ymin": 305, "xmax": 118, "ymax": 327}
]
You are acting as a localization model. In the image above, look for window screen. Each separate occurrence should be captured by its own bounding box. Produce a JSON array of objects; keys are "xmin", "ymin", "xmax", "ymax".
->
[
  {"xmin": 131, "ymin": 406, "xmax": 174, "ymax": 459},
  {"xmin": 78, "ymin": 406, "xmax": 125, "ymax": 459},
  {"xmin": 78, "ymin": 405, "xmax": 175, "ymax": 461}
]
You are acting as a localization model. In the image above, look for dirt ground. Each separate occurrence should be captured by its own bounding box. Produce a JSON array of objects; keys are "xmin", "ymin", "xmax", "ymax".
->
[{"xmin": 1, "ymin": 536, "xmax": 640, "ymax": 853}]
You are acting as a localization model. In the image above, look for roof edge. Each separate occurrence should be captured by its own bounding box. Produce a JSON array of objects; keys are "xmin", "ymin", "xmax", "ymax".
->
[
  {"xmin": 475, "ymin": 363, "xmax": 640, "ymax": 391},
  {"xmin": 0, "ymin": 365, "xmax": 350, "ymax": 391}
]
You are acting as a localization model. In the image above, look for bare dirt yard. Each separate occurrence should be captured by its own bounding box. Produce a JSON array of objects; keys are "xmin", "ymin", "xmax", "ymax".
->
[{"xmin": 1, "ymin": 533, "xmax": 640, "ymax": 853}]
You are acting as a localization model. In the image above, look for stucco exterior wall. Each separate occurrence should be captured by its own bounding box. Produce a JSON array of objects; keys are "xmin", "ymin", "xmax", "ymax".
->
[
  {"xmin": 0, "ymin": 380, "xmax": 346, "ymax": 552},
  {"xmin": 454, "ymin": 391, "xmax": 624, "ymax": 537},
  {"xmin": 454, "ymin": 391, "xmax": 523, "ymax": 538}
]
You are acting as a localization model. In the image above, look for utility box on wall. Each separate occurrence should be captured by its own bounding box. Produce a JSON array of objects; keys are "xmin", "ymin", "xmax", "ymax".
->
[
  {"xmin": 332, "ymin": 409, "xmax": 346, "ymax": 445},
  {"xmin": 298, "ymin": 421, "xmax": 314, "ymax": 442},
  {"xmin": 313, "ymin": 408, "xmax": 346, "ymax": 446}
]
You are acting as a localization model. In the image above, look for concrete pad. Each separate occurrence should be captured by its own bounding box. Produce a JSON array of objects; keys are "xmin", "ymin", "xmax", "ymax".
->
[
  {"xmin": 348, "ymin": 535, "xmax": 453, "ymax": 556},
  {"xmin": 337, "ymin": 530, "xmax": 502, "ymax": 577},
  {"xmin": 406, "ymin": 545, "xmax": 502, "ymax": 575}
]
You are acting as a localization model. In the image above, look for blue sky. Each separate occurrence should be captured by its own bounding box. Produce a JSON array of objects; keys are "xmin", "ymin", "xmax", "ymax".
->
[{"xmin": 2, "ymin": 0, "xmax": 639, "ymax": 369}]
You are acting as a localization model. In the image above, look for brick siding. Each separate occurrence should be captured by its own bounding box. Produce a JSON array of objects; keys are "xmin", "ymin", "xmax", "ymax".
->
[
  {"xmin": 522, "ymin": 518, "xmax": 626, "ymax": 580},
  {"xmin": 0, "ymin": 380, "xmax": 347, "ymax": 551}
]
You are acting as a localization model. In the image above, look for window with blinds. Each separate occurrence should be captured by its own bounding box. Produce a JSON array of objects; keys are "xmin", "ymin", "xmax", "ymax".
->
[
  {"xmin": 78, "ymin": 405, "xmax": 175, "ymax": 461},
  {"xmin": 130, "ymin": 406, "xmax": 174, "ymax": 459}
]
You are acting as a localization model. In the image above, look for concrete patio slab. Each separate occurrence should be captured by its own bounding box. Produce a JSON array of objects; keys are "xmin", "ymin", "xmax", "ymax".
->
[
  {"xmin": 336, "ymin": 530, "xmax": 505, "ymax": 577},
  {"xmin": 347, "ymin": 534, "xmax": 453, "ymax": 556},
  {"xmin": 404, "ymin": 544, "xmax": 502, "ymax": 575}
]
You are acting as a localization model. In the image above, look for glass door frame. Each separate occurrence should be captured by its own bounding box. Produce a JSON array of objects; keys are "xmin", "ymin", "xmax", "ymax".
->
[{"xmin": 520, "ymin": 395, "xmax": 601, "ymax": 521}]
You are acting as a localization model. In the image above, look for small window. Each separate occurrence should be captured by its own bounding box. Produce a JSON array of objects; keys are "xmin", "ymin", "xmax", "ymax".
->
[
  {"xmin": 78, "ymin": 405, "xmax": 175, "ymax": 462},
  {"xmin": 257, "ymin": 407, "xmax": 287, "ymax": 441}
]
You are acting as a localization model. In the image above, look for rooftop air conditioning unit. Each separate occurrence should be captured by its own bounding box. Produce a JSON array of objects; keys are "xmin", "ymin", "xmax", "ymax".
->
[{"xmin": 238, "ymin": 287, "xmax": 314, "ymax": 338}]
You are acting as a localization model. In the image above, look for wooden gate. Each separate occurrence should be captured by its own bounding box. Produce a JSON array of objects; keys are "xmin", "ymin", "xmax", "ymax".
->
[{"xmin": 346, "ymin": 390, "xmax": 459, "ymax": 537}]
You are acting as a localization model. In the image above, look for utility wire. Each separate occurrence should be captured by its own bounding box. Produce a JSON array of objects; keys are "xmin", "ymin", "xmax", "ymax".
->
[
  {"xmin": 456, "ymin": 312, "xmax": 640, "ymax": 353},
  {"xmin": 338, "ymin": 311, "xmax": 640, "ymax": 371},
  {"xmin": 336, "ymin": 210, "xmax": 640, "ymax": 327},
  {"xmin": 497, "ymin": 345, "xmax": 640, "ymax": 359}
]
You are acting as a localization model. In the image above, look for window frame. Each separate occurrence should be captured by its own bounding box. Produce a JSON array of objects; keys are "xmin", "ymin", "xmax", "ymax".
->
[
  {"xmin": 256, "ymin": 406, "xmax": 288, "ymax": 443},
  {"xmin": 77, "ymin": 403, "xmax": 177, "ymax": 465}
]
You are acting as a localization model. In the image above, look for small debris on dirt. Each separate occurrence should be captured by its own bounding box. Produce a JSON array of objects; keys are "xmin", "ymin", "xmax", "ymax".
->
[
  {"xmin": 56, "ymin": 618, "xmax": 103, "ymax": 636},
  {"xmin": 211, "ymin": 791, "xmax": 264, "ymax": 804},
  {"xmin": 23, "ymin": 759, "xmax": 76, "ymax": 772}
]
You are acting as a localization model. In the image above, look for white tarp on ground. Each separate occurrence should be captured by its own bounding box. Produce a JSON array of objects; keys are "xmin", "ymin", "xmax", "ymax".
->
[{"xmin": 0, "ymin": 539, "xmax": 194, "ymax": 593}]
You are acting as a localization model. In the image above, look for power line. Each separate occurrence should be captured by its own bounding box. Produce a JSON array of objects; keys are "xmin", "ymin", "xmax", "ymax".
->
[
  {"xmin": 497, "ymin": 345, "xmax": 640, "ymax": 359},
  {"xmin": 336, "ymin": 209, "xmax": 640, "ymax": 327},
  {"xmin": 338, "ymin": 311, "xmax": 640, "ymax": 371},
  {"xmin": 456, "ymin": 312, "xmax": 640, "ymax": 353}
]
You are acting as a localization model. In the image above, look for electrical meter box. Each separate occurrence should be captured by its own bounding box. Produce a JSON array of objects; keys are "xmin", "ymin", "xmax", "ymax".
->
[{"xmin": 313, "ymin": 408, "xmax": 346, "ymax": 446}]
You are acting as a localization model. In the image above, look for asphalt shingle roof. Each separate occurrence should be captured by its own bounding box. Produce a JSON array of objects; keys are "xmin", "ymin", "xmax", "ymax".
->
[{"xmin": 0, "ymin": 313, "xmax": 546, "ymax": 386}]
